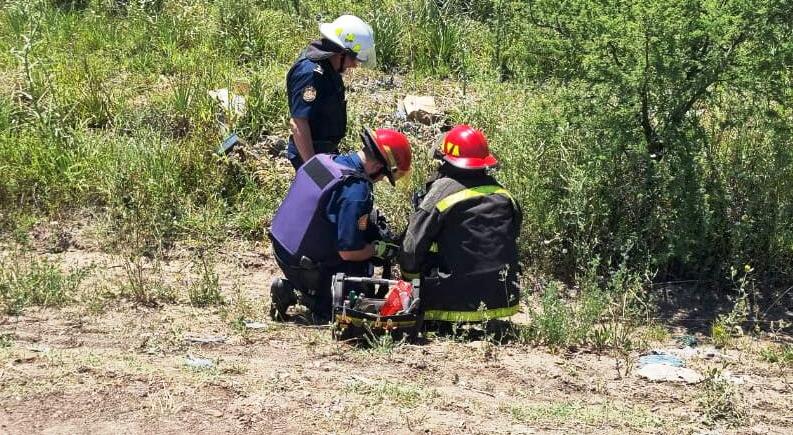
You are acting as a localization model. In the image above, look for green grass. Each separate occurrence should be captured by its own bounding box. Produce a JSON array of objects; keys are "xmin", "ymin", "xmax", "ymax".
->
[
  {"xmin": 759, "ymin": 343, "xmax": 793, "ymax": 366},
  {"xmin": 0, "ymin": 253, "xmax": 89, "ymax": 315},
  {"xmin": 343, "ymin": 379, "xmax": 437, "ymax": 408},
  {"xmin": 0, "ymin": 0, "xmax": 792, "ymax": 308},
  {"xmin": 505, "ymin": 401, "xmax": 664, "ymax": 429},
  {"xmin": 187, "ymin": 253, "xmax": 224, "ymax": 307},
  {"xmin": 698, "ymin": 368, "xmax": 748, "ymax": 427}
]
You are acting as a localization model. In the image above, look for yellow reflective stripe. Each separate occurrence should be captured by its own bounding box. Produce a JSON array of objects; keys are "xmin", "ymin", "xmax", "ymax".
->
[
  {"xmin": 436, "ymin": 186, "xmax": 513, "ymax": 212},
  {"xmin": 423, "ymin": 305, "xmax": 520, "ymax": 322},
  {"xmin": 429, "ymin": 242, "xmax": 439, "ymax": 253}
]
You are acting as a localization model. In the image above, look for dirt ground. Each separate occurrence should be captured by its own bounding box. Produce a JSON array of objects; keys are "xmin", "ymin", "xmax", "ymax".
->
[{"xmin": 1, "ymin": 235, "xmax": 792, "ymax": 434}]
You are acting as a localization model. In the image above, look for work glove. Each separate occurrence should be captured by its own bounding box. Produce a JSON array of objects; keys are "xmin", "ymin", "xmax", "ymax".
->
[
  {"xmin": 368, "ymin": 208, "xmax": 398, "ymax": 243},
  {"xmin": 372, "ymin": 240, "xmax": 399, "ymax": 261}
]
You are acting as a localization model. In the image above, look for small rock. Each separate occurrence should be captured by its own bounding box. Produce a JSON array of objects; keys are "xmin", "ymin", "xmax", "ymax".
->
[
  {"xmin": 467, "ymin": 340, "xmax": 488, "ymax": 350},
  {"xmin": 185, "ymin": 355, "xmax": 214, "ymax": 369},
  {"xmin": 183, "ymin": 334, "xmax": 226, "ymax": 345},
  {"xmin": 400, "ymin": 95, "xmax": 443, "ymax": 125},
  {"xmin": 208, "ymin": 88, "xmax": 246, "ymax": 117},
  {"xmin": 206, "ymin": 409, "xmax": 223, "ymax": 418},
  {"xmin": 243, "ymin": 321, "xmax": 268, "ymax": 330},
  {"xmin": 13, "ymin": 350, "xmax": 38, "ymax": 364}
]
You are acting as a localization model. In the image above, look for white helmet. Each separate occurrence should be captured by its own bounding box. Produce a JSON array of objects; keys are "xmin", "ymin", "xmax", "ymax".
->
[{"xmin": 319, "ymin": 15, "xmax": 376, "ymax": 68}]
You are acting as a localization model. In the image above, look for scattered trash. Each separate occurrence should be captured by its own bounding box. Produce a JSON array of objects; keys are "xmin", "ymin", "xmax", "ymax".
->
[
  {"xmin": 637, "ymin": 364, "xmax": 704, "ymax": 384},
  {"xmin": 184, "ymin": 355, "xmax": 214, "ymax": 370},
  {"xmin": 400, "ymin": 95, "xmax": 442, "ymax": 125},
  {"xmin": 26, "ymin": 344, "xmax": 51, "ymax": 353},
  {"xmin": 183, "ymin": 334, "xmax": 226, "ymax": 345},
  {"xmin": 637, "ymin": 349, "xmax": 703, "ymax": 383},
  {"xmin": 243, "ymin": 320, "xmax": 268, "ymax": 330},
  {"xmin": 647, "ymin": 346, "xmax": 722, "ymax": 361},
  {"xmin": 653, "ymin": 346, "xmax": 698, "ymax": 360},
  {"xmin": 677, "ymin": 334, "xmax": 698, "ymax": 348},
  {"xmin": 638, "ymin": 353, "xmax": 683, "ymax": 368},
  {"xmin": 217, "ymin": 133, "xmax": 243, "ymax": 156},
  {"xmin": 208, "ymin": 88, "xmax": 247, "ymax": 136},
  {"xmin": 208, "ymin": 88, "xmax": 247, "ymax": 118}
]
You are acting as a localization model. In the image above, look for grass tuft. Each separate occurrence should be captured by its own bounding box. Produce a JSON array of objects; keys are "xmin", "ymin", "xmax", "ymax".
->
[{"xmin": 0, "ymin": 253, "xmax": 88, "ymax": 315}]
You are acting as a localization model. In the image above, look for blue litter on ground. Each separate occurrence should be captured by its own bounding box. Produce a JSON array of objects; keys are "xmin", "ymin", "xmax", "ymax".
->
[
  {"xmin": 638, "ymin": 353, "xmax": 683, "ymax": 368},
  {"xmin": 676, "ymin": 334, "xmax": 698, "ymax": 348}
]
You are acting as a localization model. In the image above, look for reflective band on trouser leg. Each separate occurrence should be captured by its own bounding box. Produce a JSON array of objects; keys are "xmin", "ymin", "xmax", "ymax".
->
[
  {"xmin": 423, "ymin": 304, "xmax": 520, "ymax": 322},
  {"xmin": 436, "ymin": 185, "xmax": 514, "ymax": 212}
]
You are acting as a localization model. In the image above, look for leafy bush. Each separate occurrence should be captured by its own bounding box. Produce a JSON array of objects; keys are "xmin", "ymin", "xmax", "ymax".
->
[
  {"xmin": 0, "ymin": 254, "xmax": 88, "ymax": 315},
  {"xmin": 186, "ymin": 245, "xmax": 224, "ymax": 307},
  {"xmin": 759, "ymin": 343, "xmax": 793, "ymax": 366},
  {"xmin": 0, "ymin": 0, "xmax": 791, "ymax": 307}
]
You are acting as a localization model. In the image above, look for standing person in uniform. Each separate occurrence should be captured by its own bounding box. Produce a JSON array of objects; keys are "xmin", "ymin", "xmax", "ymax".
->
[
  {"xmin": 399, "ymin": 125, "xmax": 522, "ymax": 322},
  {"xmin": 286, "ymin": 15, "xmax": 376, "ymax": 170},
  {"xmin": 269, "ymin": 128, "xmax": 411, "ymax": 323}
]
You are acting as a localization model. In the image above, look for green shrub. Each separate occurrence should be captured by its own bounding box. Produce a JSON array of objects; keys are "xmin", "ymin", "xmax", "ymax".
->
[
  {"xmin": 187, "ymin": 253, "xmax": 224, "ymax": 307},
  {"xmin": 0, "ymin": 0, "xmax": 792, "ymax": 304},
  {"xmin": 759, "ymin": 343, "xmax": 793, "ymax": 366},
  {"xmin": 0, "ymin": 255, "xmax": 88, "ymax": 315}
]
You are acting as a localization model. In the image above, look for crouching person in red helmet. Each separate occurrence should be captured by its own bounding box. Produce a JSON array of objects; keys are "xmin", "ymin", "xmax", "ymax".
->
[
  {"xmin": 399, "ymin": 125, "xmax": 522, "ymax": 322},
  {"xmin": 268, "ymin": 128, "xmax": 412, "ymax": 323}
]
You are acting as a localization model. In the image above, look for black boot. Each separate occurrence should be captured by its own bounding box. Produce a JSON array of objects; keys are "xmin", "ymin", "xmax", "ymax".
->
[
  {"xmin": 295, "ymin": 291, "xmax": 332, "ymax": 325},
  {"xmin": 269, "ymin": 278, "xmax": 297, "ymax": 321}
]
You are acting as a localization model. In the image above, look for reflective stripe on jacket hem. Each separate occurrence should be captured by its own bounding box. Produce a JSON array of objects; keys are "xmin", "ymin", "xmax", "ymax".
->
[{"xmin": 423, "ymin": 304, "xmax": 520, "ymax": 322}]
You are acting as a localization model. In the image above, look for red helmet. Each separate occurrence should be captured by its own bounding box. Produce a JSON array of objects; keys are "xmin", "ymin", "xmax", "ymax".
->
[
  {"xmin": 361, "ymin": 128, "xmax": 412, "ymax": 185},
  {"xmin": 438, "ymin": 124, "xmax": 498, "ymax": 170}
]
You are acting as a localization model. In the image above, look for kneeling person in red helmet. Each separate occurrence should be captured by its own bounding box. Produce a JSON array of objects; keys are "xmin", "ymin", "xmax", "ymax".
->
[
  {"xmin": 399, "ymin": 125, "xmax": 522, "ymax": 322},
  {"xmin": 269, "ymin": 128, "xmax": 412, "ymax": 323}
]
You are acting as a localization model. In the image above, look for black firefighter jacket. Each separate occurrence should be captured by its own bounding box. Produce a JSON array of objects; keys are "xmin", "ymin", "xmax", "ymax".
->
[{"xmin": 399, "ymin": 172, "xmax": 523, "ymax": 319}]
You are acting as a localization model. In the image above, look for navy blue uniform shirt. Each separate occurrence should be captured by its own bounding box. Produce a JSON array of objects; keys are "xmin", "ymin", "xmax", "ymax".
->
[
  {"xmin": 286, "ymin": 54, "xmax": 347, "ymax": 169},
  {"xmin": 325, "ymin": 153, "xmax": 373, "ymax": 252}
]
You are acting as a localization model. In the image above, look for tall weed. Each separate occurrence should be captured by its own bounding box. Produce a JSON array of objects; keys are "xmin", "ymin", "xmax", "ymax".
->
[{"xmin": 0, "ymin": 254, "xmax": 88, "ymax": 315}]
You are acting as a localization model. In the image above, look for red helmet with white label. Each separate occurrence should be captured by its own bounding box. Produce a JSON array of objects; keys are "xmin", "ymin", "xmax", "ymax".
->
[{"xmin": 438, "ymin": 124, "xmax": 498, "ymax": 170}]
